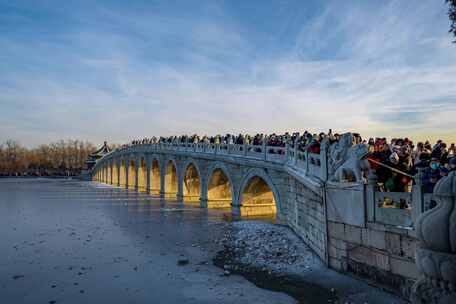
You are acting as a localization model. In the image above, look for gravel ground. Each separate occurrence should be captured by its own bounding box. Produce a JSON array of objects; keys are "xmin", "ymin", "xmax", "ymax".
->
[{"xmin": 214, "ymin": 221, "xmax": 408, "ymax": 304}]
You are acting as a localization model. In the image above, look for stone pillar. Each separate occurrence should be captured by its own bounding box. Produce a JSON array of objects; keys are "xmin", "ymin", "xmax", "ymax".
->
[
  {"xmin": 412, "ymin": 168, "xmax": 425, "ymax": 224},
  {"xmin": 116, "ymin": 160, "xmax": 120, "ymax": 187},
  {"xmin": 125, "ymin": 160, "xmax": 129, "ymax": 190},
  {"xmin": 159, "ymin": 159, "xmax": 165, "ymax": 199},
  {"xmin": 411, "ymin": 172, "xmax": 456, "ymax": 304},
  {"xmin": 320, "ymin": 139, "xmax": 329, "ymax": 181},
  {"xmin": 146, "ymin": 156, "xmax": 151, "ymax": 194},
  {"xmin": 134, "ymin": 157, "xmax": 139, "ymax": 191},
  {"xmin": 366, "ymin": 171, "xmax": 378, "ymax": 222},
  {"xmin": 230, "ymin": 172, "xmax": 242, "ymax": 217},
  {"xmin": 177, "ymin": 162, "xmax": 184, "ymax": 202},
  {"xmin": 200, "ymin": 177, "xmax": 208, "ymax": 208},
  {"xmin": 198, "ymin": 163, "xmax": 209, "ymax": 208}
]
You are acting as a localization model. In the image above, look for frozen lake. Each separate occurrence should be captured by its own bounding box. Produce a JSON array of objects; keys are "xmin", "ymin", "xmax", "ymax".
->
[{"xmin": 0, "ymin": 178, "xmax": 296, "ymax": 304}]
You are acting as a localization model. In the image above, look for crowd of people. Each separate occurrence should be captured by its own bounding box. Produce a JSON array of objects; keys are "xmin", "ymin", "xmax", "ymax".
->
[
  {"xmin": 120, "ymin": 131, "xmax": 456, "ymax": 194},
  {"xmin": 368, "ymin": 138, "xmax": 455, "ymax": 193},
  {"xmin": 124, "ymin": 130, "xmax": 360, "ymax": 153}
]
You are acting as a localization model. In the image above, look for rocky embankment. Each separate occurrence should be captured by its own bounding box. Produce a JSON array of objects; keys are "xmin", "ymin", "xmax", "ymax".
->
[{"xmin": 214, "ymin": 221, "xmax": 406, "ymax": 304}]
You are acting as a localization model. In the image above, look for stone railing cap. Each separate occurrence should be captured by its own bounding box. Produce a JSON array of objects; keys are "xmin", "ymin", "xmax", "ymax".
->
[{"xmin": 434, "ymin": 171, "xmax": 456, "ymax": 197}]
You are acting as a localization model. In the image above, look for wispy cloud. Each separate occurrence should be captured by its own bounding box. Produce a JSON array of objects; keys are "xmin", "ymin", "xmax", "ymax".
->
[{"xmin": 0, "ymin": 0, "xmax": 455, "ymax": 147}]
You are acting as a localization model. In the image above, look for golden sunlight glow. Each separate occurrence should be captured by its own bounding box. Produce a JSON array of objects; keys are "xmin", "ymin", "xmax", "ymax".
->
[
  {"xmin": 183, "ymin": 163, "xmax": 200, "ymax": 202},
  {"xmin": 240, "ymin": 176, "xmax": 276, "ymax": 217}
]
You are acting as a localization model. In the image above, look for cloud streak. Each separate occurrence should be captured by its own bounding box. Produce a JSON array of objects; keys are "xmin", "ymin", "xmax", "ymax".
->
[{"xmin": 0, "ymin": 0, "xmax": 455, "ymax": 147}]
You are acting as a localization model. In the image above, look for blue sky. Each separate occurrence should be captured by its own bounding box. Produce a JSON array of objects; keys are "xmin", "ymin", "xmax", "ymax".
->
[{"xmin": 1, "ymin": 0, "xmax": 455, "ymax": 147}]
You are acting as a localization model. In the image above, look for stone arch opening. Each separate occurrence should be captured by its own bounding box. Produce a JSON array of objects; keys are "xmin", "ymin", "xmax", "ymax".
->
[
  {"xmin": 120, "ymin": 160, "xmax": 126, "ymax": 187},
  {"xmin": 164, "ymin": 160, "xmax": 178, "ymax": 199},
  {"xmin": 150, "ymin": 159, "xmax": 161, "ymax": 196},
  {"xmin": 183, "ymin": 163, "xmax": 200, "ymax": 203},
  {"xmin": 207, "ymin": 168, "xmax": 232, "ymax": 208},
  {"xmin": 128, "ymin": 159, "xmax": 136, "ymax": 190},
  {"xmin": 138, "ymin": 157, "xmax": 147, "ymax": 192},
  {"xmin": 240, "ymin": 176, "xmax": 277, "ymax": 217}
]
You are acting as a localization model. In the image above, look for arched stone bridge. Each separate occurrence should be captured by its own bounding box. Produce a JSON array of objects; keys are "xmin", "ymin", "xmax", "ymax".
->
[
  {"xmin": 92, "ymin": 142, "xmax": 326, "ymax": 221},
  {"xmin": 91, "ymin": 139, "xmax": 454, "ymax": 301}
]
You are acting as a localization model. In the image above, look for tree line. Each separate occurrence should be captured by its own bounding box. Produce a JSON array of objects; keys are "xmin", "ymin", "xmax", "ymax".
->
[
  {"xmin": 0, "ymin": 139, "xmax": 98, "ymax": 177},
  {"xmin": 449, "ymin": 0, "xmax": 456, "ymax": 42}
]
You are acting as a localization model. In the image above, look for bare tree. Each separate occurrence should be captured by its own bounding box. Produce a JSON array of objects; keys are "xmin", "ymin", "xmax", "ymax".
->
[
  {"xmin": 0, "ymin": 139, "xmax": 98, "ymax": 176},
  {"xmin": 448, "ymin": 0, "xmax": 456, "ymax": 43}
]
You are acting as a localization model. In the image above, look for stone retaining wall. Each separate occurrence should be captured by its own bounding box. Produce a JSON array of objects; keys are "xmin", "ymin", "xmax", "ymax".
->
[
  {"xmin": 285, "ymin": 176, "xmax": 327, "ymax": 262},
  {"xmin": 327, "ymin": 220, "xmax": 418, "ymax": 297}
]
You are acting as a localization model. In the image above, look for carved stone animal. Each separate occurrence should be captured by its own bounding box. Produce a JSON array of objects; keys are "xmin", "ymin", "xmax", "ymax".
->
[
  {"xmin": 331, "ymin": 144, "xmax": 370, "ymax": 183},
  {"xmin": 328, "ymin": 133, "xmax": 355, "ymax": 175}
]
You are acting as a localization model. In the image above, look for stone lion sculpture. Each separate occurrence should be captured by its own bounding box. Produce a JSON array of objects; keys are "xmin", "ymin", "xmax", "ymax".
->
[
  {"xmin": 330, "ymin": 144, "xmax": 370, "ymax": 183},
  {"xmin": 328, "ymin": 133, "xmax": 356, "ymax": 176}
]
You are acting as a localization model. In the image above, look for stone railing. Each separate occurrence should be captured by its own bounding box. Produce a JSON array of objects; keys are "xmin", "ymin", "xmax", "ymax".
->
[{"xmin": 113, "ymin": 141, "xmax": 328, "ymax": 181}]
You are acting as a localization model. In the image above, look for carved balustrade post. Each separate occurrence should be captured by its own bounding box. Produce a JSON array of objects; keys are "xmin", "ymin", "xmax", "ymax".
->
[
  {"xmin": 294, "ymin": 143, "xmax": 298, "ymax": 166},
  {"xmin": 262, "ymin": 139, "xmax": 267, "ymax": 160},
  {"xmin": 320, "ymin": 139, "xmax": 330, "ymax": 181},
  {"xmin": 305, "ymin": 150, "xmax": 309, "ymax": 175},
  {"xmin": 411, "ymin": 172, "xmax": 456, "ymax": 304},
  {"xmin": 285, "ymin": 143, "xmax": 290, "ymax": 163},
  {"xmin": 412, "ymin": 168, "xmax": 426, "ymax": 224},
  {"xmin": 366, "ymin": 171, "xmax": 378, "ymax": 222}
]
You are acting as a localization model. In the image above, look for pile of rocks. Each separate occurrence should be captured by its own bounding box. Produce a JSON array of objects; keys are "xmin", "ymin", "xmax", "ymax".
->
[{"xmin": 215, "ymin": 221, "xmax": 322, "ymax": 275}]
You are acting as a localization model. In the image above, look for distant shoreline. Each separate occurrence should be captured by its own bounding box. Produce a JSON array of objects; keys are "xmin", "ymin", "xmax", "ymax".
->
[{"xmin": 0, "ymin": 175, "xmax": 83, "ymax": 179}]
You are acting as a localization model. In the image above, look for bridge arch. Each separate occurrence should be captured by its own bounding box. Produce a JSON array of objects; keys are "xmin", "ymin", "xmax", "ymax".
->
[
  {"xmin": 181, "ymin": 159, "xmax": 201, "ymax": 203},
  {"xmin": 237, "ymin": 168, "xmax": 280, "ymax": 218},
  {"xmin": 206, "ymin": 162, "xmax": 234, "ymax": 209},
  {"xmin": 149, "ymin": 157, "xmax": 161, "ymax": 196},
  {"xmin": 164, "ymin": 158, "xmax": 178, "ymax": 199}
]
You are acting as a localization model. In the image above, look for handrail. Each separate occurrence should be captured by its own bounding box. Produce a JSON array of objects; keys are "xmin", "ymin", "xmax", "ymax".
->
[{"xmin": 367, "ymin": 158, "xmax": 414, "ymax": 178}]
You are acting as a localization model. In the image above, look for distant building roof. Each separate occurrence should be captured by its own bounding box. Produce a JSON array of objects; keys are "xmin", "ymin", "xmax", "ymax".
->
[
  {"xmin": 90, "ymin": 141, "xmax": 111, "ymax": 157},
  {"xmin": 86, "ymin": 141, "xmax": 111, "ymax": 169}
]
